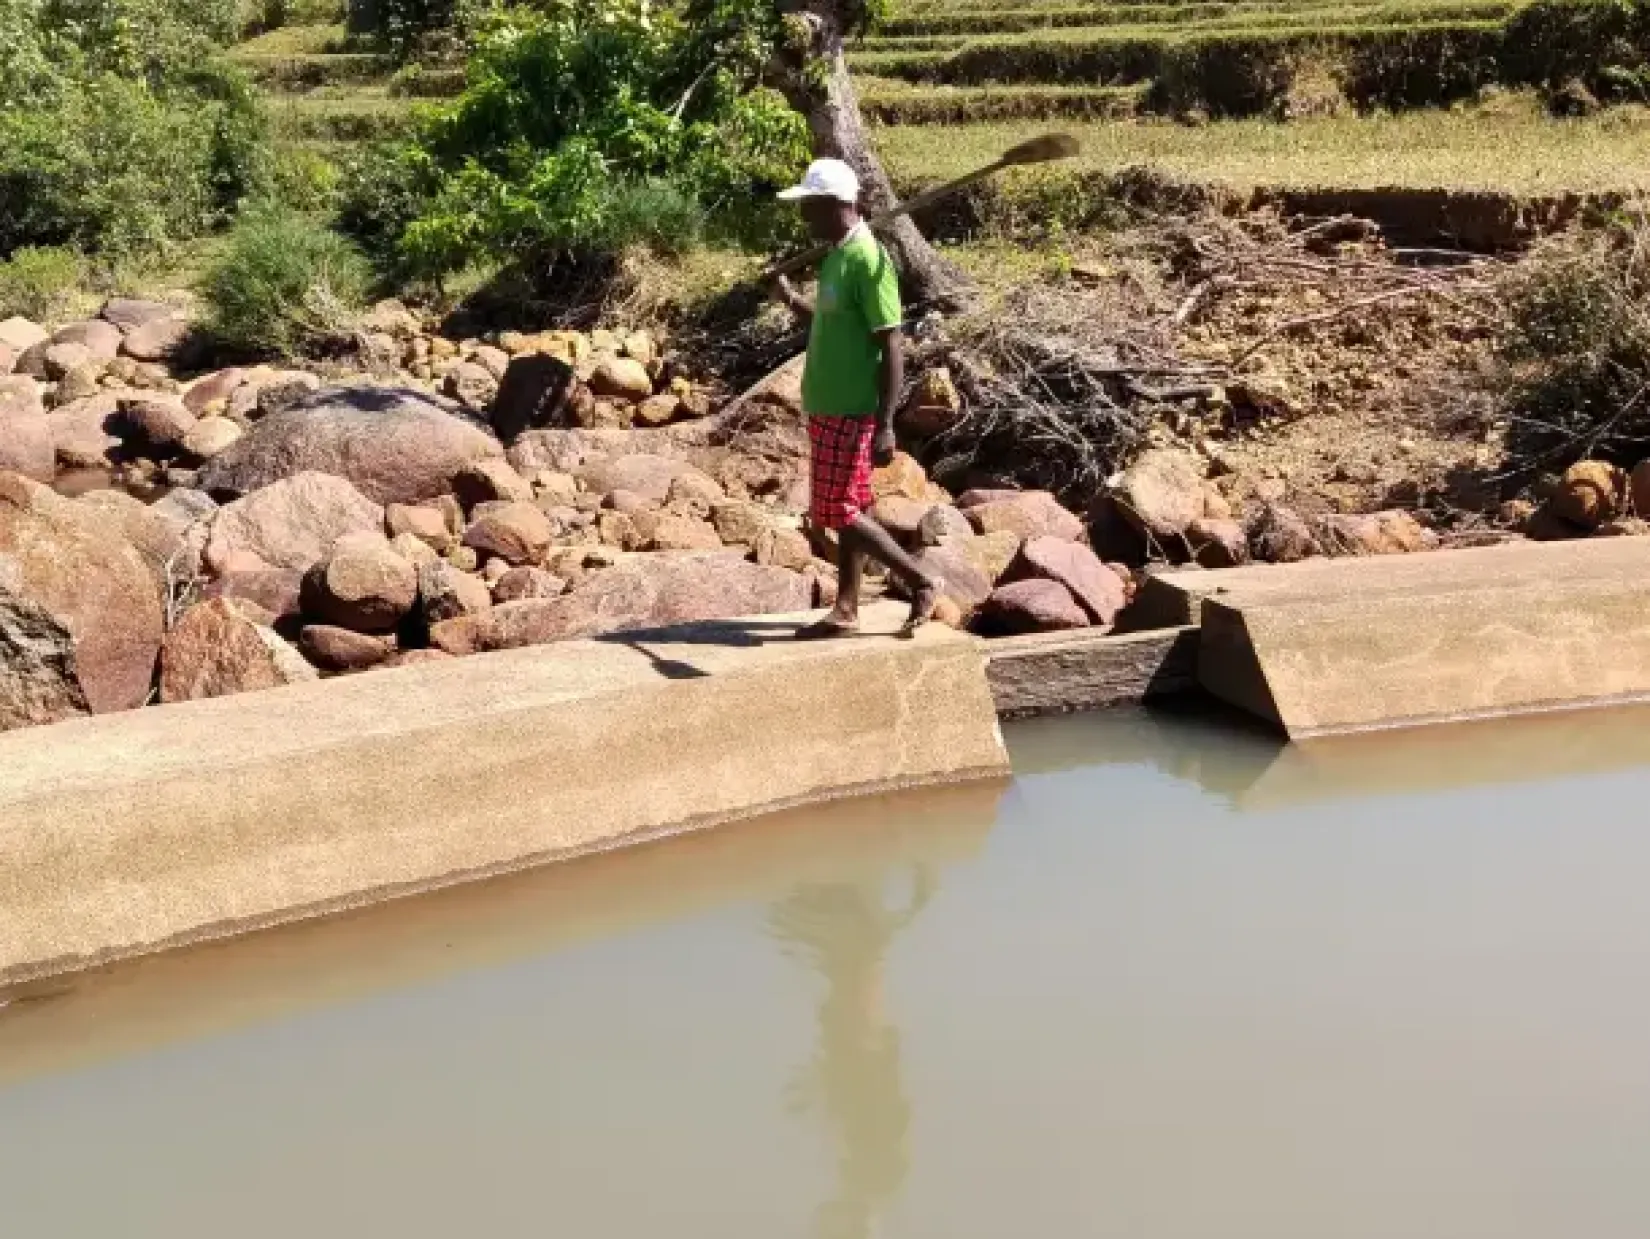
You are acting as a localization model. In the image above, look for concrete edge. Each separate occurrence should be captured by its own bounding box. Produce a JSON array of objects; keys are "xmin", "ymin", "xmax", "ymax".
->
[{"xmin": 986, "ymin": 626, "xmax": 1201, "ymax": 719}]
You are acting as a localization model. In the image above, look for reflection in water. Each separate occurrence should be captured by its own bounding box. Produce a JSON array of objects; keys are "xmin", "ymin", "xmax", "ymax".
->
[{"xmin": 769, "ymin": 870, "xmax": 934, "ymax": 1239}]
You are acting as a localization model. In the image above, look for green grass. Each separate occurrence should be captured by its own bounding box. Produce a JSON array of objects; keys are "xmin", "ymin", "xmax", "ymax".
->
[
  {"xmin": 236, "ymin": 51, "xmax": 392, "ymax": 89},
  {"xmin": 235, "ymin": 22, "xmax": 352, "ymax": 55},
  {"xmin": 267, "ymin": 90, "xmax": 419, "ymax": 141},
  {"xmin": 864, "ymin": 0, "xmax": 1513, "ymax": 42},
  {"xmin": 860, "ymin": 76, "xmax": 1147, "ymax": 120},
  {"xmin": 876, "ymin": 101, "xmax": 1650, "ymax": 195}
]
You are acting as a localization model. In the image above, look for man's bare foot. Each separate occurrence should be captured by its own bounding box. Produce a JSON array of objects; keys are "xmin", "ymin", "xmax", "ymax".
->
[
  {"xmin": 898, "ymin": 577, "xmax": 943, "ymax": 638},
  {"xmin": 796, "ymin": 613, "xmax": 860, "ymax": 640}
]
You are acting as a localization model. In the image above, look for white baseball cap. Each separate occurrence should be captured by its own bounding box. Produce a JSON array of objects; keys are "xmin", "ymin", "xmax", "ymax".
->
[{"xmin": 777, "ymin": 159, "xmax": 860, "ymax": 204}]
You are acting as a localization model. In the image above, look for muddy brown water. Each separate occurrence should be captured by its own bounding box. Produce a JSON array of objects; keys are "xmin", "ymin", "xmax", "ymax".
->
[{"xmin": 6, "ymin": 705, "xmax": 1650, "ymax": 1237}]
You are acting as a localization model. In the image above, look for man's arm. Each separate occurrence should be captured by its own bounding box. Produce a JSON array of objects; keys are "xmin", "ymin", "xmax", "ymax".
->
[
  {"xmin": 770, "ymin": 273, "xmax": 814, "ymax": 326},
  {"xmin": 873, "ymin": 326, "xmax": 904, "ymax": 466}
]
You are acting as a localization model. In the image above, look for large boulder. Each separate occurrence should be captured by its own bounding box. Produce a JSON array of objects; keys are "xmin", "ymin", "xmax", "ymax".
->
[
  {"xmin": 47, "ymin": 392, "xmax": 122, "ymax": 470},
  {"xmin": 462, "ymin": 501, "xmax": 554, "ymax": 566},
  {"xmin": 197, "ymin": 385, "xmax": 503, "ymax": 506},
  {"xmin": 0, "ymin": 317, "xmax": 47, "ymax": 354},
  {"xmin": 99, "ymin": 297, "xmax": 173, "ymax": 333},
  {"xmin": 115, "ymin": 393, "xmax": 196, "ymax": 457},
  {"xmin": 1110, "ymin": 448, "xmax": 1209, "ymax": 543},
  {"xmin": 299, "ymin": 624, "xmax": 396, "ymax": 672},
  {"xmin": 0, "ymin": 588, "xmax": 91, "ymax": 728},
  {"xmin": 204, "ymin": 471, "xmax": 384, "ymax": 575},
  {"xmin": 417, "ymin": 560, "xmax": 492, "ymax": 624},
  {"xmin": 491, "ymin": 353, "xmax": 577, "ymax": 444},
  {"xmin": 1548, "ymin": 460, "xmax": 1625, "ymax": 531},
  {"xmin": 76, "ymin": 489, "xmax": 193, "ymax": 589},
  {"xmin": 182, "ymin": 416, "xmax": 243, "ymax": 461},
  {"xmin": 0, "ymin": 474, "xmax": 164, "ymax": 722},
  {"xmin": 1187, "ymin": 517, "xmax": 1248, "ymax": 568},
  {"xmin": 589, "ymin": 356, "xmax": 653, "ymax": 402},
  {"xmin": 1320, "ymin": 510, "xmax": 1437, "ymax": 556},
  {"xmin": 578, "ymin": 453, "xmax": 711, "ymax": 505},
  {"xmin": 202, "ymin": 568, "xmax": 305, "ymax": 624},
  {"xmin": 121, "ymin": 315, "xmax": 192, "ymax": 363},
  {"xmin": 53, "ymin": 319, "xmax": 123, "ymax": 360},
  {"xmin": 1249, "ymin": 503, "xmax": 1320, "ymax": 563},
  {"xmin": 975, "ymin": 579, "xmax": 1090, "ymax": 635},
  {"xmin": 159, "ymin": 597, "xmax": 317, "ymax": 703},
  {"xmin": 1002, "ymin": 535, "xmax": 1126, "ymax": 626},
  {"xmin": 430, "ymin": 553, "xmax": 810, "ymax": 654},
  {"xmin": 453, "ymin": 458, "xmax": 534, "ymax": 509},
  {"xmin": 906, "ymin": 541, "xmax": 993, "ymax": 611},
  {"xmin": 300, "ymin": 534, "xmax": 419, "ymax": 633},
  {"xmin": 964, "ymin": 490, "xmax": 1084, "ymax": 542},
  {"xmin": 0, "ymin": 378, "xmax": 53, "ymax": 483}
]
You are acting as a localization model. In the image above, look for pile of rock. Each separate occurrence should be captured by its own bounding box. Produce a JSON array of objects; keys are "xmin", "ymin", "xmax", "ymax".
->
[{"xmin": 1516, "ymin": 459, "xmax": 1650, "ymax": 541}]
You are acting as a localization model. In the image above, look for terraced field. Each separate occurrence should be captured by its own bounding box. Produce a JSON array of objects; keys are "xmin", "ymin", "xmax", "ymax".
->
[{"xmin": 863, "ymin": 0, "xmax": 1650, "ymax": 240}]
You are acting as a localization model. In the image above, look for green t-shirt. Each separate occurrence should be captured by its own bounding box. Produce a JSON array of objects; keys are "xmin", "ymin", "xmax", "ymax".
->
[{"xmin": 801, "ymin": 226, "xmax": 902, "ymax": 417}]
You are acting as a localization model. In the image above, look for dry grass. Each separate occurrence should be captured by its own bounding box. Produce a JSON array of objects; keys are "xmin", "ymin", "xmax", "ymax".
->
[{"xmin": 877, "ymin": 100, "xmax": 1650, "ymax": 195}]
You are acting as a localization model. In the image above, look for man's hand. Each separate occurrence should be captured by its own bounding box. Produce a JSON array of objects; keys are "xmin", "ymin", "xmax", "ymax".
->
[{"xmin": 872, "ymin": 424, "xmax": 898, "ymax": 468}]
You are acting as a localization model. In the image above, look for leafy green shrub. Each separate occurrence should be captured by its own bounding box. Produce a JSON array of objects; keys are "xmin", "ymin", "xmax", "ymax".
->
[
  {"xmin": 1338, "ymin": 24, "xmax": 1504, "ymax": 110},
  {"xmin": 201, "ymin": 207, "xmax": 372, "ymax": 357},
  {"xmin": 1501, "ymin": 0, "xmax": 1650, "ymax": 101},
  {"xmin": 1493, "ymin": 218, "xmax": 1650, "ymax": 473},
  {"xmin": 1149, "ymin": 33, "xmax": 1299, "ymax": 116},
  {"xmin": 0, "ymin": 0, "xmax": 270, "ymax": 260},
  {"xmin": 269, "ymin": 147, "xmax": 343, "ymax": 214},
  {"xmin": 341, "ymin": 0, "xmax": 808, "ymax": 280},
  {"xmin": 0, "ymin": 246, "xmax": 85, "ymax": 321}
]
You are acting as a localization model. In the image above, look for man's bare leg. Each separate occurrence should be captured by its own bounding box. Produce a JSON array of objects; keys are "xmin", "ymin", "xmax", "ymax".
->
[
  {"xmin": 843, "ymin": 514, "xmax": 944, "ymax": 635},
  {"xmin": 797, "ymin": 527, "xmax": 867, "ymax": 639}
]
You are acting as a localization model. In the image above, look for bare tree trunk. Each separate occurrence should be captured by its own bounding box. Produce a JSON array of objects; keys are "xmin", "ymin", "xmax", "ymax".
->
[{"xmin": 779, "ymin": 10, "xmax": 974, "ymax": 312}]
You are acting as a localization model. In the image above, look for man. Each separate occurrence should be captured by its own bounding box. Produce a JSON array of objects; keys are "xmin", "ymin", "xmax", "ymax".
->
[{"xmin": 771, "ymin": 158, "xmax": 943, "ymax": 639}]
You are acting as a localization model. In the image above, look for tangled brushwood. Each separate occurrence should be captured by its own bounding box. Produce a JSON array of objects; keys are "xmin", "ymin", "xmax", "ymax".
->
[{"xmin": 1491, "ymin": 210, "xmax": 1650, "ymax": 478}]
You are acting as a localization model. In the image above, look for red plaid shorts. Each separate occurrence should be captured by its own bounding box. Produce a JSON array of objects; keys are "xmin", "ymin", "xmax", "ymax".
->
[{"xmin": 807, "ymin": 415, "xmax": 876, "ymax": 530}]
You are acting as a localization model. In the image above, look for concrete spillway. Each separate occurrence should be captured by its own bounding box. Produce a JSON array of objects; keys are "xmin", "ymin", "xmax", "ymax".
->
[
  {"xmin": 1142, "ymin": 539, "xmax": 1650, "ymax": 738},
  {"xmin": 0, "ymin": 603, "xmax": 1008, "ymax": 988}
]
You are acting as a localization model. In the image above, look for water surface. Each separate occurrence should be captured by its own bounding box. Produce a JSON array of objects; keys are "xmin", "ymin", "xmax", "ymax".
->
[{"xmin": 6, "ymin": 706, "xmax": 1650, "ymax": 1238}]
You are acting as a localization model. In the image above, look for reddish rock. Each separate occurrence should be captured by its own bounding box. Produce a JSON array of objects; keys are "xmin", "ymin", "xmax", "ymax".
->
[
  {"xmin": 76, "ymin": 489, "xmax": 193, "ymax": 589},
  {"xmin": 976, "ymin": 579, "xmax": 1090, "ymax": 635},
  {"xmin": 386, "ymin": 502, "xmax": 457, "ymax": 552},
  {"xmin": 870, "ymin": 496, "xmax": 931, "ymax": 540},
  {"xmin": 383, "ymin": 648, "xmax": 454, "ymax": 668},
  {"xmin": 19, "ymin": 340, "xmax": 90, "ymax": 381},
  {"xmin": 100, "ymin": 297, "xmax": 173, "ymax": 333},
  {"xmin": 1112, "ymin": 449, "xmax": 1207, "ymax": 542},
  {"xmin": 0, "ymin": 316, "xmax": 47, "ymax": 354},
  {"xmin": 578, "ymin": 453, "xmax": 711, "ymax": 504},
  {"xmin": 1003, "ymin": 535, "xmax": 1126, "ymax": 626},
  {"xmin": 711, "ymin": 500, "xmax": 777, "ymax": 548},
  {"xmin": 202, "ymin": 569, "xmax": 305, "ymax": 623},
  {"xmin": 444, "ymin": 360, "xmax": 498, "ymax": 413},
  {"xmin": 491, "ymin": 353, "xmax": 577, "ymax": 443},
  {"xmin": 205, "ymin": 471, "xmax": 384, "ymax": 575},
  {"xmin": 418, "ymin": 560, "xmax": 492, "ymax": 623},
  {"xmin": 52, "ymin": 319, "xmax": 123, "ymax": 360},
  {"xmin": 0, "ymin": 475, "xmax": 165, "ymax": 722},
  {"xmin": 0, "ymin": 589, "xmax": 90, "ymax": 728},
  {"xmin": 182, "ymin": 416, "xmax": 242, "ymax": 461},
  {"xmin": 589, "ymin": 356, "xmax": 654, "ymax": 402},
  {"xmin": 899, "ymin": 367, "xmax": 963, "ymax": 438},
  {"xmin": 46, "ymin": 392, "xmax": 121, "ymax": 470},
  {"xmin": 115, "ymin": 393, "xmax": 195, "ymax": 455},
  {"xmin": 1187, "ymin": 517, "xmax": 1249, "ymax": 568},
  {"xmin": 755, "ymin": 526, "xmax": 813, "ymax": 572},
  {"xmin": 454, "ymin": 458, "xmax": 534, "ymax": 509},
  {"xmin": 953, "ymin": 529, "xmax": 1023, "ymax": 586},
  {"xmin": 463, "ymin": 501, "xmax": 554, "ymax": 565},
  {"xmin": 1549, "ymin": 460, "xmax": 1625, "ymax": 531},
  {"xmin": 0, "ymin": 379, "xmax": 54, "ymax": 482},
  {"xmin": 906, "ymin": 542, "xmax": 993, "ymax": 611},
  {"xmin": 431, "ymin": 554, "xmax": 809, "ymax": 654},
  {"xmin": 872, "ymin": 451, "xmax": 946, "ymax": 504},
  {"xmin": 493, "ymin": 566, "xmax": 566, "ymax": 603},
  {"xmin": 301, "ymin": 534, "xmax": 418, "ymax": 633},
  {"xmin": 965, "ymin": 491, "xmax": 1084, "ymax": 542},
  {"xmin": 183, "ymin": 368, "xmax": 248, "ymax": 415},
  {"xmin": 1321, "ymin": 510, "xmax": 1436, "ymax": 556},
  {"xmin": 604, "ymin": 488, "xmax": 654, "ymax": 515},
  {"xmin": 160, "ymin": 598, "xmax": 317, "ymax": 703},
  {"xmin": 633, "ymin": 395, "xmax": 681, "ymax": 428},
  {"xmin": 1249, "ymin": 503, "xmax": 1320, "ymax": 563},
  {"xmin": 121, "ymin": 315, "xmax": 192, "ymax": 363},
  {"xmin": 197, "ymin": 385, "xmax": 504, "ymax": 506},
  {"xmin": 955, "ymin": 488, "xmax": 1023, "ymax": 510},
  {"xmin": 918, "ymin": 503, "xmax": 973, "ymax": 546},
  {"xmin": 648, "ymin": 511, "xmax": 723, "ymax": 552},
  {"xmin": 299, "ymin": 624, "xmax": 396, "ymax": 672}
]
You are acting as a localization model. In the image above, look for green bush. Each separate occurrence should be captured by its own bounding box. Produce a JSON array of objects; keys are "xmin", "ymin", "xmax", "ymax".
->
[
  {"xmin": 1149, "ymin": 34, "xmax": 1300, "ymax": 116},
  {"xmin": 341, "ymin": 0, "xmax": 808, "ymax": 280},
  {"xmin": 0, "ymin": 0, "xmax": 270, "ymax": 261},
  {"xmin": 1493, "ymin": 219, "xmax": 1650, "ymax": 473},
  {"xmin": 0, "ymin": 246, "xmax": 85, "ymax": 321},
  {"xmin": 201, "ymin": 208, "xmax": 372, "ymax": 357}
]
